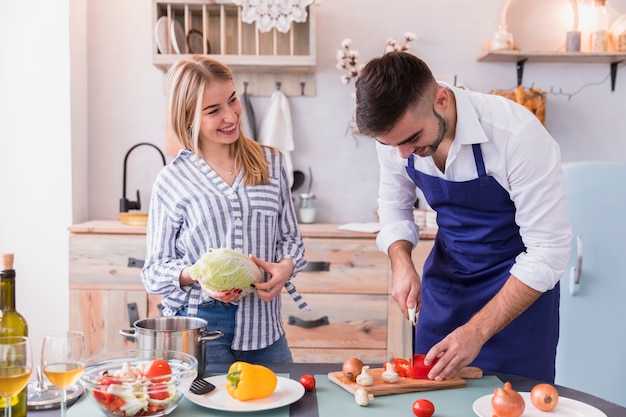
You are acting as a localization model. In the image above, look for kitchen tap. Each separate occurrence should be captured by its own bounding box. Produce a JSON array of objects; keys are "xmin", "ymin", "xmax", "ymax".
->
[{"xmin": 119, "ymin": 142, "xmax": 166, "ymax": 213}]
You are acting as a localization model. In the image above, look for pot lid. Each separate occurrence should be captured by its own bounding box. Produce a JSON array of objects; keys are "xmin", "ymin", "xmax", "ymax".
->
[{"xmin": 27, "ymin": 366, "xmax": 84, "ymax": 410}]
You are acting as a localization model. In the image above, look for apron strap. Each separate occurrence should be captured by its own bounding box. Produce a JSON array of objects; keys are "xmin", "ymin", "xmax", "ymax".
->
[{"xmin": 472, "ymin": 144, "xmax": 487, "ymax": 177}]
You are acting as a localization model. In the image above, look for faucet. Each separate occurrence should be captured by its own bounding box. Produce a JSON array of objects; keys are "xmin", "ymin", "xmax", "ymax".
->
[{"xmin": 119, "ymin": 142, "xmax": 166, "ymax": 213}]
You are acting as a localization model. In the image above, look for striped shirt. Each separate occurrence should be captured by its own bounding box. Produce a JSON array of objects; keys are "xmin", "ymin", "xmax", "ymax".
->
[{"xmin": 141, "ymin": 147, "xmax": 308, "ymax": 351}]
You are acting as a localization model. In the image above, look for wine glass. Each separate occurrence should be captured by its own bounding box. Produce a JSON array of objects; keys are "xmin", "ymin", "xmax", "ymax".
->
[
  {"xmin": 0, "ymin": 336, "xmax": 32, "ymax": 417},
  {"xmin": 41, "ymin": 331, "xmax": 85, "ymax": 417}
]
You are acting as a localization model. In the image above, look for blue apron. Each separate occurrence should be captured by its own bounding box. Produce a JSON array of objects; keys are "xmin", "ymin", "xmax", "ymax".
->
[{"xmin": 407, "ymin": 144, "xmax": 559, "ymax": 382}]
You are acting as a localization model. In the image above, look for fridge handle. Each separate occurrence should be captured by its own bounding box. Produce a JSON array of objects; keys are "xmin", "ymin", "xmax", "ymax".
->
[{"xmin": 569, "ymin": 236, "xmax": 583, "ymax": 296}]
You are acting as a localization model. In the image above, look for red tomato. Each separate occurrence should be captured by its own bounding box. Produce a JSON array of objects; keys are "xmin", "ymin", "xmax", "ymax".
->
[
  {"xmin": 144, "ymin": 359, "xmax": 172, "ymax": 382},
  {"xmin": 149, "ymin": 383, "xmax": 170, "ymax": 400},
  {"xmin": 530, "ymin": 383, "xmax": 559, "ymax": 411},
  {"xmin": 412, "ymin": 398, "xmax": 435, "ymax": 417},
  {"xmin": 299, "ymin": 374, "xmax": 316, "ymax": 391}
]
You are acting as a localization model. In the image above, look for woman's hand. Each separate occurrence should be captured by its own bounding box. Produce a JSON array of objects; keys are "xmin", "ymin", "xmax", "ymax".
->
[
  {"xmin": 180, "ymin": 265, "xmax": 243, "ymax": 304},
  {"xmin": 249, "ymin": 254, "xmax": 293, "ymax": 303}
]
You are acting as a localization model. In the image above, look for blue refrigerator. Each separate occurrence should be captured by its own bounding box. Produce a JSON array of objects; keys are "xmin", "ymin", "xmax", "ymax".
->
[{"xmin": 556, "ymin": 161, "xmax": 626, "ymax": 407}]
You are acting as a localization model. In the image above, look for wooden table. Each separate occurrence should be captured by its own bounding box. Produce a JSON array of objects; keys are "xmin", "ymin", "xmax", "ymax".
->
[{"xmin": 32, "ymin": 363, "xmax": 626, "ymax": 416}]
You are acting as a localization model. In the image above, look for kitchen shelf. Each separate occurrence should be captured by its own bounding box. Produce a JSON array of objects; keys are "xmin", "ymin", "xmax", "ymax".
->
[
  {"xmin": 477, "ymin": 50, "xmax": 626, "ymax": 91},
  {"xmin": 152, "ymin": 0, "xmax": 316, "ymax": 96}
]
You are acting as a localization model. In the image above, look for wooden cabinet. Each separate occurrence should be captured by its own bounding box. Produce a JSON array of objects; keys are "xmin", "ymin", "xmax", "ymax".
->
[
  {"xmin": 152, "ymin": 0, "xmax": 317, "ymax": 97},
  {"xmin": 284, "ymin": 224, "xmax": 434, "ymax": 363},
  {"xmin": 69, "ymin": 221, "xmax": 435, "ymax": 362},
  {"xmin": 68, "ymin": 221, "xmax": 161, "ymax": 357}
]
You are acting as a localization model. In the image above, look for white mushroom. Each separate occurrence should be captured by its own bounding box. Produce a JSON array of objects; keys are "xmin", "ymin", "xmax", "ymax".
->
[
  {"xmin": 356, "ymin": 365, "xmax": 374, "ymax": 386},
  {"xmin": 354, "ymin": 388, "xmax": 374, "ymax": 406},
  {"xmin": 381, "ymin": 362, "xmax": 399, "ymax": 383}
]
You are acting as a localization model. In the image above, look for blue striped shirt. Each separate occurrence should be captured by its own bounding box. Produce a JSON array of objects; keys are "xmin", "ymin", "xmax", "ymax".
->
[{"xmin": 141, "ymin": 147, "xmax": 307, "ymax": 350}]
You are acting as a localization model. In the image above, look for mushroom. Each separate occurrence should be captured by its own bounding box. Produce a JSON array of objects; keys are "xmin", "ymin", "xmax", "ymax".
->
[
  {"xmin": 356, "ymin": 366, "xmax": 374, "ymax": 386},
  {"xmin": 381, "ymin": 362, "xmax": 399, "ymax": 383},
  {"xmin": 354, "ymin": 388, "xmax": 375, "ymax": 406}
]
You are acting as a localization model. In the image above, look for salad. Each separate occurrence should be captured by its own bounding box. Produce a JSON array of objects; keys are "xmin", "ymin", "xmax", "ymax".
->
[{"xmin": 91, "ymin": 359, "xmax": 178, "ymax": 416}]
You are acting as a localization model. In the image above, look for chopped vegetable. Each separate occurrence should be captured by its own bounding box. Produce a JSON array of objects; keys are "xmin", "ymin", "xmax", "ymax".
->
[
  {"xmin": 190, "ymin": 249, "xmax": 262, "ymax": 295},
  {"xmin": 90, "ymin": 359, "xmax": 179, "ymax": 416}
]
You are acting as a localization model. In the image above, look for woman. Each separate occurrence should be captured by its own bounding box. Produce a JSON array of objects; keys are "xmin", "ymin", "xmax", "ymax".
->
[{"xmin": 141, "ymin": 55, "xmax": 307, "ymax": 367}]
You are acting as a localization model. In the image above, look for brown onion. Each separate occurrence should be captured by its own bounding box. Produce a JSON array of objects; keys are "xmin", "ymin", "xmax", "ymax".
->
[
  {"xmin": 342, "ymin": 357, "xmax": 364, "ymax": 381},
  {"xmin": 491, "ymin": 381, "xmax": 525, "ymax": 417}
]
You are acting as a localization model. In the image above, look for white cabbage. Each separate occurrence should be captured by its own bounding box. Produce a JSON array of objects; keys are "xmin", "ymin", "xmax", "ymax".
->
[{"xmin": 190, "ymin": 248, "xmax": 262, "ymax": 295}]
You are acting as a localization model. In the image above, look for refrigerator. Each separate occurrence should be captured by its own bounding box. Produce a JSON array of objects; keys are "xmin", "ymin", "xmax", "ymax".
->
[{"xmin": 555, "ymin": 161, "xmax": 626, "ymax": 407}]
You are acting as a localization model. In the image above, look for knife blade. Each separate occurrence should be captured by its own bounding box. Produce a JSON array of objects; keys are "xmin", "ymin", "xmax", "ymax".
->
[{"xmin": 408, "ymin": 305, "xmax": 417, "ymax": 369}]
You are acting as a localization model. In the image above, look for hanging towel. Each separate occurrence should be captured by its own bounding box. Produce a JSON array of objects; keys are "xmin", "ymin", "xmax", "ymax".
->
[
  {"xmin": 240, "ymin": 89, "xmax": 258, "ymax": 141},
  {"xmin": 258, "ymin": 89, "xmax": 295, "ymax": 187}
]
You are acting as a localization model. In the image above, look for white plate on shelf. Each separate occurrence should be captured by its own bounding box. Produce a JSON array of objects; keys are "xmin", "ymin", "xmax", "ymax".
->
[
  {"xmin": 170, "ymin": 20, "xmax": 186, "ymax": 54},
  {"xmin": 185, "ymin": 375, "xmax": 304, "ymax": 412},
  {"xmin": 501, "ymin": 0, "xmax": 578, "ymax": 52},
  {"xmin": 473, "ymin": 392, "xmax": 607, "ymax": 417},
  {"xmin": 155, "ymin": 16, "xmax": 170, "ymax": 54}
]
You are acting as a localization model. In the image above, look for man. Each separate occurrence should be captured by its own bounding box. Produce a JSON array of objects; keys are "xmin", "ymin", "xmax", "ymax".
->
[{"xmin": 355, "ymin": 52, "xmax": 571, "ymax": 382}]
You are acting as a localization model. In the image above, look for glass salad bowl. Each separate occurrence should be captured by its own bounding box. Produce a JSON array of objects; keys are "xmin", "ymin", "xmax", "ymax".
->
[{"xmin": 80, "ymin": 349, "xmax": 197, "ymax": 416}]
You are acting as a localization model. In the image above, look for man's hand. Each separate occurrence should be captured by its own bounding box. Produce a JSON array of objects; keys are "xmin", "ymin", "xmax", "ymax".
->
[{"xmin": 388, "ymin": 240, "xmax": 422, "ymax": 318}]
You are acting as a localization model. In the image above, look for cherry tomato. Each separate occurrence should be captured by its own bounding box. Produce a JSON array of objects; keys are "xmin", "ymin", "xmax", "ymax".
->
[
  {"xmin": 299, "ymin": 374, "xmax": 316, "ymax": 391},
  {"xmin": 412, "ymin": 398, "xmax": 435, "ymax": 417},
  {"xmin": 144, "ymin": 359, "xmax": 172, "ymax": 382},
  {"xmin": 530, "ymin": 383, "xmax": 559, "ymax": 411}
]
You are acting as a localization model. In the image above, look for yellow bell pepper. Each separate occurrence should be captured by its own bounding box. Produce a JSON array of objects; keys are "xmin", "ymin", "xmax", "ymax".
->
[{"xmin": 225, "ymin": 361, "xmax": 278, "ymax": 401}]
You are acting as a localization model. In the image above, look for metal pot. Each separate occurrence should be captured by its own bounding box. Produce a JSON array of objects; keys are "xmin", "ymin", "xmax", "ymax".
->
[{"xmin": 119, "ymin": 316, "xmax": 222, "ymax": 375}]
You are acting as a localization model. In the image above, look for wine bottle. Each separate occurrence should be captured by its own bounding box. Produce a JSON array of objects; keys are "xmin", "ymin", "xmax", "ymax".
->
[{"xmin": 0, "ymin": 253, "xmax": 29, "ymax": 417}]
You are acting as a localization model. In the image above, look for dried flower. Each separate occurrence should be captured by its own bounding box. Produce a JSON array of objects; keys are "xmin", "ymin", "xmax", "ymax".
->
[{"xmin": 335, "ymin": 32, "xmax": 417, "ymax": 85}]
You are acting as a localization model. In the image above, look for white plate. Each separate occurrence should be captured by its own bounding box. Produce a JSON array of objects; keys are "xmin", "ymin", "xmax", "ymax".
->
[
  {"xmin": 473, "ymin": 392, "xmax": 607, "ymax": 417},
  {"xmin": 170, "ymin": 20, "xmax": 186, "ymax": 54},
  {"xmin": 185, "ymin": 375, "xmax": 305, "ymax": 412},
  {"xmin": 155, "ymin": 16, "xmax": 170, "ymax": 54},
  {"xmin": 501, "ymin": 0, "xmax": 578, "ymax": 52}
]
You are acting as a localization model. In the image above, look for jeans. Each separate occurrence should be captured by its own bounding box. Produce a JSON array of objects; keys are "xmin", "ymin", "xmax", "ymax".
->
[{"xmin": 177, "ymin": 300, "xmax": 292, "ymax": 371}]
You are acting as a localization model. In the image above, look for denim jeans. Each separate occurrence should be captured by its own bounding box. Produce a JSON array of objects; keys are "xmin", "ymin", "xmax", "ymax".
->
[{"xmin": 177, "ymin": 300, "xmax": 292, "ymax": 371}]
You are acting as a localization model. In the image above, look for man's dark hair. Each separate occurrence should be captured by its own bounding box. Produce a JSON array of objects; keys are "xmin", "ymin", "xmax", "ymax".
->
[{"xmin": 355, "ymin": 52, "xmax": 436, "ymax": 137}]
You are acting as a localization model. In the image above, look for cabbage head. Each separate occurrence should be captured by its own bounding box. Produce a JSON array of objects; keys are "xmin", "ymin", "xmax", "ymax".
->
[{"xmin": 190, "ymin": 248, "xmax": 262, "ymax": 295}]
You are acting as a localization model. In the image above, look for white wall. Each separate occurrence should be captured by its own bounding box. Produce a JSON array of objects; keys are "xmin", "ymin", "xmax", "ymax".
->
[
  {"xmin": 0, "ymin": 0, "xmax": 76, "ymax": 365},
  {"xmin": 86, "ymin": 0, "xmax": 626, "ymax": 224}
]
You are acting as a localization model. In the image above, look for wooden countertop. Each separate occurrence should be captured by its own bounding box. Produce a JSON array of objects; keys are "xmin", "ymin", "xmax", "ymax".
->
[{"xmin": 69, "ymin": 220, "xmax": 436, "ymax": 239}]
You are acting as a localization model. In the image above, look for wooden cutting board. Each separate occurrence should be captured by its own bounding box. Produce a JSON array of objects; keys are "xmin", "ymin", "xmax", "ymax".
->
[{"xmin": 327, "ymin": 366, "xmax": 482, "ymax": 396}]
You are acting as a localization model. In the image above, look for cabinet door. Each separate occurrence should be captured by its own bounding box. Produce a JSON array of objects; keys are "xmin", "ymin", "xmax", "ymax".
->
[{"xmin": 70, "ymin": 289, "xmax": 148, "ymax": 357}]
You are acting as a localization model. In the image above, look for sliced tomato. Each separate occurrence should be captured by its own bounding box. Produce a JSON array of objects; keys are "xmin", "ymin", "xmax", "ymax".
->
[
  {"xmin": 144, "ymin": 359, "xmax": 172, "ymax": 382},
  {"xmin": 149, "ymin": 383, "xmax": 170, "ymax": 400},
  {"xmin": 92, "ymin": 387, "xmax": 116, "ymax": 405},
  {"xmin": 393, "ymin": 358, "xmax": 411, "ymax": 377}
]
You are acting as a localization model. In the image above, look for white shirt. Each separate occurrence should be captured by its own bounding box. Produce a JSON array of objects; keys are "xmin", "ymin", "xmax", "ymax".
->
[
  {"xmin": 141, "ymin": 147, "xmax": 307, "ymax": 350},
  {"xmin": 376, "ymin": 86, "xmax": 572, "ymax": 292}
]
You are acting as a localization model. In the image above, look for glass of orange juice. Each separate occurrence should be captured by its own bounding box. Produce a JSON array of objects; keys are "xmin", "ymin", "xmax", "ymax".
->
[
  {"xmin": 41, "ymin": 331, "xmax": 85, "ymax": 417},
  {"xmin": 0, "ymin": 336, "xmax": 32, "ymax": 417}
]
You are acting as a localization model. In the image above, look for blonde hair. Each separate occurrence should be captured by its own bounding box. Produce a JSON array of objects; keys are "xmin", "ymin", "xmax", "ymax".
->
[{"xmin": 164, "ymin": 55, "xmax": 271, "ymax": 185}]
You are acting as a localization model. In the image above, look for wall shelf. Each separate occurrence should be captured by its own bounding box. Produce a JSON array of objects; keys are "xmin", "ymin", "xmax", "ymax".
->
[
  {"xmin": 152, "ymin": 0, "xmax": 317, "ymax": 96},
  {"xmin": 477, "ymin": 50, "xmax": 626, "ymax": 91}
]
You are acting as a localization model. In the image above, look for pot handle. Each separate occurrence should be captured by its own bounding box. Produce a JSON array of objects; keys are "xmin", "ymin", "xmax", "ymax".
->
[
  {"xmin": 198, "ymin": 330, "xmax": 223, "ymax": 343},
  {"xmin": 119, "ymin": 328, "xmax": 137, "ymax": 339}
]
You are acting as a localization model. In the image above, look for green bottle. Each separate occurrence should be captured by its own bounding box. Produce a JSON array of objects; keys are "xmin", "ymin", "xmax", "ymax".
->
[{"xmin": 0, "ymin": 253, "xmax": 29, "ymax": 416}]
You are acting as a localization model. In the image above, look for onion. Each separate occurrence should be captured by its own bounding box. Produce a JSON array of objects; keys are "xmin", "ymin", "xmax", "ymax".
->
[
  {"xmin": 342, "ymin": 357, "xmax": 364, "ymax": 381},
  {"xmin": 491, "ymin": 381, "xmax": 525, "ymax": 417}
]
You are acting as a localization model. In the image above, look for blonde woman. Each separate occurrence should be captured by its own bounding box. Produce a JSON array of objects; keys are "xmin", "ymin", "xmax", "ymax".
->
[{"xmin": 141, "ymin": 55, "xmax": 307, "ymax": 367}]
